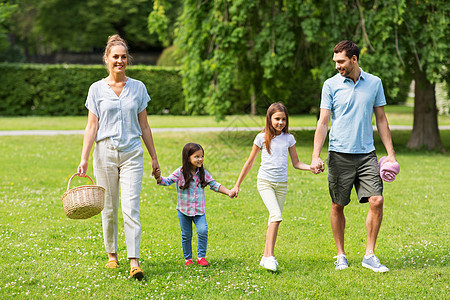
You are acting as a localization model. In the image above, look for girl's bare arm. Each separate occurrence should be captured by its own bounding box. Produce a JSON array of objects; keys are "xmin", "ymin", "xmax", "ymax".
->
[
  {"xmin": 288, "ymin": 145, "xmax": 310, "ymax": 171},
  {"xmin": 231, "ymin": 144, "xmax": 261, "ymax": 196}
]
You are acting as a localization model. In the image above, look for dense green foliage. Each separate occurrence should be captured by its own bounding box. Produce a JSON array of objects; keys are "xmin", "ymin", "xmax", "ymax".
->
[
  {"xmin": 2, "ymin": 0, "xmax": 161, "ymax": 61},
  {"xmin": 173, "ymin": 1, "xmax": 326, "ymax": 117},
  {"xmin": 0, "ymin": 2, "xmax": 16, "ymax": 52},
  {"xmin": 148, "ymin": 0, "xmax": 448, "ymax": 148},
  {"xmin": 0, "ymin": 0, "xmax": 162, "ymax": 62},
  {"xmin": 310, "ymin": 0, "xmax": 449, "ymax": 115},
  {"xmin": 147, "ymin": 0, "xmax": 181, "ymax": 48},
  {"xmin": 0, "ymin": 64, "xmax": 183, "ymax": 116},
  {"xmin": 156, "ymin": 45, "xmax": 183, "ymax": 67},
  {"xmin": 1, "ymin": 0, "xmax": 448, "ymax": 139},
  {"xmin": 149, "ymin": 0, "xmax": 430, "ymax": 119}
]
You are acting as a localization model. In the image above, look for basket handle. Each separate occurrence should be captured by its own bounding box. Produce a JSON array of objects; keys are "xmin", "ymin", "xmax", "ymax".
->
[{"xmin": 66, "ymin": 173, "xmax": 95, "ymax": 192}]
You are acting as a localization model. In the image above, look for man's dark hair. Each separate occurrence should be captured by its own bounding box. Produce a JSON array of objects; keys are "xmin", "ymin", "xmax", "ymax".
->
[{"xmin": 334, "ymin": 40, "xmax": 360, "ymax": 61}]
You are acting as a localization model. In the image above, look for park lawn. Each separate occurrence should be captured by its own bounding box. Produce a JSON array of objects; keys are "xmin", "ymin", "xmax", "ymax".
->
[
  {"xmin": 0, "ymin": 130, "xmax": 449, "ymax": 299},
  {"xmin": 0, "ymin": 105, "xmax": 449, "ymax": 130}
]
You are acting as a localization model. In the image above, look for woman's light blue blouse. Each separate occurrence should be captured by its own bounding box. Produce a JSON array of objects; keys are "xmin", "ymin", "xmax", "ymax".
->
[{"xmin": 85, "ymin": 77, "xmax": 151, "ymax": 151}]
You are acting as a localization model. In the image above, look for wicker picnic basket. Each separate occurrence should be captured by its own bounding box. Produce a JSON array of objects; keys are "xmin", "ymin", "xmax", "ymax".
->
[{"xmin": 62, "ymin": 173, "xmax": 105, "ymax": 219}]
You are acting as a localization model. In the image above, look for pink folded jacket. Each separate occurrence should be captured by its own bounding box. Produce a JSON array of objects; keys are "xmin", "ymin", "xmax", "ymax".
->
[{"xmin": 379, "ymin": 156, "xmax": 400, "ymax": 182}]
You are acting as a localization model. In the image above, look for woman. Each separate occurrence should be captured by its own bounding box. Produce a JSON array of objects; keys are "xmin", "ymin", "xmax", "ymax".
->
[{"xmin": 77, "ymin": 34, "xmax": 159, "ymax": 280}]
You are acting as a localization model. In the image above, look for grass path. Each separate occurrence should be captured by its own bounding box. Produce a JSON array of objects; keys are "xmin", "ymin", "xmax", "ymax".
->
[{"xmin": 1, "ymin": 106, "xmax": 450, "ymax": 131}]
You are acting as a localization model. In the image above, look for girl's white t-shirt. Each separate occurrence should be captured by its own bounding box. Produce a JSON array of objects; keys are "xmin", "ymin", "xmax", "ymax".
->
[{"xmin": 254, "ymin": 132, "xmax": 296, "ymax": 182}]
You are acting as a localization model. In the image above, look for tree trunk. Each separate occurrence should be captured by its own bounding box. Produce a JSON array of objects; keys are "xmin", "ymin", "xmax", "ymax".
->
[
  {"xmin": 406, "ymin": 69, "xmax": 444, "ymax": 151},
  {"xmin": 250, "ymin": 84, "xmax": 256, "ymax": 115}
]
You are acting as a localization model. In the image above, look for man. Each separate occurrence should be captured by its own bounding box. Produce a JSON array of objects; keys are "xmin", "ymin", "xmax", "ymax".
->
[{"xmin": 311, "ymin": 40, "xmax": 396, "ymax": 272}]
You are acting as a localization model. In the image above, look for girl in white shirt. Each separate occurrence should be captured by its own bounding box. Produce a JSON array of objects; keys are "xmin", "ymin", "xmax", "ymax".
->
[{"xmin": 231, "ymin": 102, "xmax": 310, "ymax": 272}]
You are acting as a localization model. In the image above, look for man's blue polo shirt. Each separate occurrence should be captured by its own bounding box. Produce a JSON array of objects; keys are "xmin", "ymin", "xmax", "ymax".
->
[{"xmin": 320, "ymin": 68, "xmax": 386, "ymax": 154}]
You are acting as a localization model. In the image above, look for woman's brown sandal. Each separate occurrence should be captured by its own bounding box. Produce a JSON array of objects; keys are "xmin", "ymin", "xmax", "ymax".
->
[
  {"xmin": 130, "ymin": 267, "xmax": 144, "ymax": 280},
  {"xmin": 105, "ymin": 260, "xmax": 119, "ymax": 268}
]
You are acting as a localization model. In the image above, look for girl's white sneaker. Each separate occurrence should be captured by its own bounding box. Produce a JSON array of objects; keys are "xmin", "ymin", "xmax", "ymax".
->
[{"xmin": 260, "ymin": 256, "xmax": 278, "ymax": 272}]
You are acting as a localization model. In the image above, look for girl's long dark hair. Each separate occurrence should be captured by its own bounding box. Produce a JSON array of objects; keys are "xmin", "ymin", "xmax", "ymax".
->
[
  {"xmin": 180, "ymin": 143, "xmax": 207, "ymax": 189},
  {"xmin": 263, "ymin": 102, "xmax": 289, "ymax": 154}
]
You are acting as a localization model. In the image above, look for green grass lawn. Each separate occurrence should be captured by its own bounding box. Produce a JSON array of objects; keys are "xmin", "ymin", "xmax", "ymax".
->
[
  {"xmin": 0, "ymin": 105, "xmax": 449, "ymax": 130},
  {"xmin": 0, "ymin": 128, "xmax": 448, "ymax": 299}
]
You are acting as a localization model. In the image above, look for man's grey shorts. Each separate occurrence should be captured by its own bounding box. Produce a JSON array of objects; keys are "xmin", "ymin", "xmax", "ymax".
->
[{"xmin": 327, "ymin": 151, "xmax": 383, "ymax": 206}]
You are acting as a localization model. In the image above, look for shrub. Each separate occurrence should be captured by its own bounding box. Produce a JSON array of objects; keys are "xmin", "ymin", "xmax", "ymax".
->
[
  {"xmin": 0, "ymin": 63, "xmax": 184, "ymax": 116},
  {"xmin": 156, "ymin": 45, "xmax": 184, "ymax": 67}
]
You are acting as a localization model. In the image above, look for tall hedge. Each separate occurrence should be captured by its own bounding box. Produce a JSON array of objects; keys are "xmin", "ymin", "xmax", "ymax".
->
[{"xmin": 0, "ymin": 63, "xmax": 184, "ymax": 116}]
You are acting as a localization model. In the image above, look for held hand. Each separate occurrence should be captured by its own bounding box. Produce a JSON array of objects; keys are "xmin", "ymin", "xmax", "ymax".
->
[
  {"xmin": 77, "ymin": 161, "xmax": 88, "ymax": 177},
  {"xmin": 151, "ymin": 159, "xmax": 160, "ymax": 178},
  {"xmin": 154, "ymin": 168, "xmax": 162, "ymax": 182},
  {"xmin": 319, "ymin": 160, "xmax": 325, "ymax": 172},
  {"xmin": 228, "ymin": 189, "xmax": 237, "ymax": 199},
  {"xmin": 230, "ymin": 186, "xmax": 239, "ymax": 198},
  {"xmin": 310, "ymin": 158, "xmax": 325, "ymax": 174}
]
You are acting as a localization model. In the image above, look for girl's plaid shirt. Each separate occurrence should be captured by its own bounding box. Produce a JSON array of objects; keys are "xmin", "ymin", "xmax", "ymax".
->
[{"xmin": 158, "ymin": 167, "xmax": 221, "ymax": 216}]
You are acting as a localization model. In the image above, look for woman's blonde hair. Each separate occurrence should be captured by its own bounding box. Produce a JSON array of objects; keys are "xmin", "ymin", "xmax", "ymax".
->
[{"xmin": 103, "ymin": 34, "xmax": 132, "ymax": 65}]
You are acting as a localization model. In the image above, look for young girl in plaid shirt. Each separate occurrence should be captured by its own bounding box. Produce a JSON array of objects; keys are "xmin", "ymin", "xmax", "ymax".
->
[{"xmin": 155, "ymin": 143, "xmax": 235, "ymax": 266}]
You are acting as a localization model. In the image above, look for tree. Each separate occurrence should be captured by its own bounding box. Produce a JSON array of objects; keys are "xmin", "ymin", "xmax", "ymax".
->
[
  {"xmin": 6, "ymin": 0, "xmax": 160, "ymax": 59},
  {"xmin": 394, "ymin": 1, "xmax": 449, "ymax": 150},
  {"xmin": 147, "ymin": 0, "xmax": 182, "ymax": 48},
  {"xmin": 37, "ymin": 0, "xmax": 160, "ymax": 51},
  {"xmin": 149, "ymin": 0, "xmax": 449, "ymax": 149},
  {"xmin": 0, "ymin": 1, "xmax": 21, "ymax": 61},
  {"xmin": 311, "ymin": 0, "xmax": 449, "ymax": 151},
  {"xmin": 149, "ymin": 0, "xmax": 326, "ymax": 118},
  {"xmin": 0, "ymin": 2, "xmax": 17, "ymax": 51}
]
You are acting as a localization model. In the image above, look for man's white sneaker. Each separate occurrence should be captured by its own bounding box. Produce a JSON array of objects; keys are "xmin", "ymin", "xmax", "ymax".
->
[
  {"xmin": 362, "ymin": 255, "xmax": 389, "ymax": 272},
  {"xmin": 260, "ymin": 256, "xmax": 278, "ymax": 272},
  {"xmin": 334, "ymin": 254, "xmax": 349, "ymax": 270}
]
